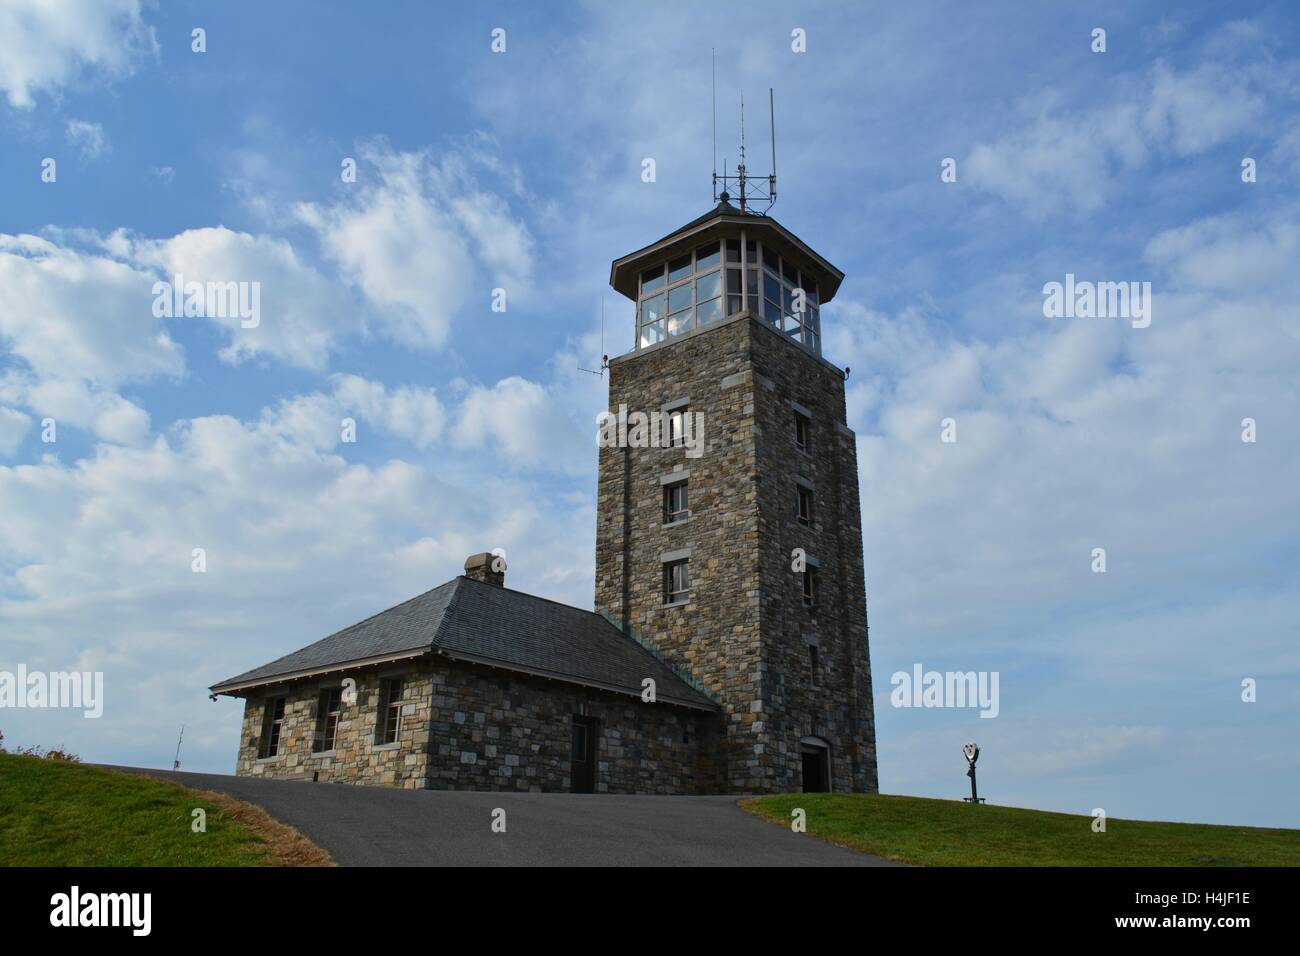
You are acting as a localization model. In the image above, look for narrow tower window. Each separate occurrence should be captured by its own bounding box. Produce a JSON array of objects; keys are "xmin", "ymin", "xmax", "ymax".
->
[
  {"xmin": 669, "ymin": 407, "xmax": 689, "ymax": 447},
  {"xmin": 664, "ymin": 481, "xmax": 689, "ymax": 524},
  {"xmin": 794, "ymin": 410, "xmax": 810, "ymax": 452},
  {"xmin": 665, "ymin": 559, "xmax": 691, "ymax": 604},
  {"xmin": 802, "ymin": 566, "xmax": 819, "ymax": 608},
  {"xmin": 797, "ymin": 484, "xmax": 814, "ymax": 526}
]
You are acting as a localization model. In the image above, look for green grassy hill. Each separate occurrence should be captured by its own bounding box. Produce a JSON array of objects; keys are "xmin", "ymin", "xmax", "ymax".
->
[
  {"xmin": 743, "ymin": 793, "xmax": 1300, "ymax": 866},
  {"xmin": 0, "ymin": 754, "xmax": 330, "ymax": 866}
]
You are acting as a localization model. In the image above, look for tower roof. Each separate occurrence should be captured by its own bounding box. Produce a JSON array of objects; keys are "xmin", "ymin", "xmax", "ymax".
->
[{"xmin": 609, "ymin": 200, "xmax": 844, "ymax": 304}]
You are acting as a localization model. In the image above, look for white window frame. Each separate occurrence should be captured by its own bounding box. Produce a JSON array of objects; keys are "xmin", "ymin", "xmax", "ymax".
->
[
  {"xmin": 636, "ymin": 235, "xmax": 820, "ymax": 355},
  {"xmin": 664, "ymin": 480, "xmax": 689, "ymax": 524},
  {"xmin": 376, "ymin": 677, "xmax": 404, "ymax": 746},
  {"xmin": 664, "ymin": 558, "xmax": 691, "ymax": 604}
]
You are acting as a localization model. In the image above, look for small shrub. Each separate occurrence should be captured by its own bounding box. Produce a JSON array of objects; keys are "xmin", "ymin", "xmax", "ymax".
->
[{"xmin": 0, "ymin": 731, "xmax": 80, "ymax": 762}]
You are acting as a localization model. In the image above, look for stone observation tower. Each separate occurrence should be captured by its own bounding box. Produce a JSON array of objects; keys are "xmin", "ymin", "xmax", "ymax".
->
[{"xmin": 595, "ymin": 199, "xmax": 879, "ymax": 793}]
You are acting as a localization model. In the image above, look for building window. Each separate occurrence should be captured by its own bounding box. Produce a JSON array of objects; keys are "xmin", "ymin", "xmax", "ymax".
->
[
  {"xmin": 808, "ymin": 644, "xmax": 820, "ymax": 680},
  {"xmin": 794, "ymin": 411, "xmax": 810, "ymax": 452},
  {"xmin": 314, "ymin": 687, "xmax": 342, "ymax": 753},
  {"xmin": 668, "ymin": 407, "xmax": 689, "ymax": 447},
  {"xmin": 797, "ymin": 484, "xmax": 814, "ymax": 526},
  {"xmin": 802, "ymin": 566, "xmax": 819, "ymax": 608},
  {"xmin": 664, "ymin": 481, "xmax": 689, "ymax": 524},
  {"xmin": 665, "ymin": 559, "xmax": 691, "ymax": 604},
  {"xmin": 259, "ymin": 696, "xmax": 286, "ymax": 758},
  {"xmin": 759, "ymin": 249, "xmax": 819, "ymax": 354},
  {"xmin": 637, "ymin": 236, "xmax": 819, "ymax": 356},
  {"xmin": 636, "ymin": 240, "xmax": 724, "ymax": 348},
  {"xmin": 376, "ymin": 677, "xmax": 404, "ymax": 745}
]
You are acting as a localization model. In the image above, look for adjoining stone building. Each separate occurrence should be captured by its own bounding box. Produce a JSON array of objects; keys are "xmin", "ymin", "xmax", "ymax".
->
[{"xmin": 212, "ymin": 200, "xmax": 878, "ymax": 794}]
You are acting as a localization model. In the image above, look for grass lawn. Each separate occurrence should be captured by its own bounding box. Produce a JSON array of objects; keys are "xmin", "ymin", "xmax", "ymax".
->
[
  {"xmin": 742, "ymin": 793, "xmax": 1300, "ymax": 866},
  {"xmin": 0, "ymin": 754, "xmax": 331, "ymax": 866}
]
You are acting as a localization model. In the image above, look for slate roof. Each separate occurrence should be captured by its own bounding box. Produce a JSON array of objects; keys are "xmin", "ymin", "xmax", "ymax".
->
[{"xmin": 210, "ymin": 576, "xmax": 717, "ymax": 711}]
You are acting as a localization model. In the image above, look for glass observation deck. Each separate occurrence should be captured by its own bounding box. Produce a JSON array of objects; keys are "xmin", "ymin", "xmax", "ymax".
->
[{"xmin": 634, "ymin": 235, "xmax": 821, "ymax": 354}]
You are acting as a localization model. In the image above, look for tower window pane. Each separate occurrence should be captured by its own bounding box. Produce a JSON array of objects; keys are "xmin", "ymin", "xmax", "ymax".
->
[
  {"xmin": 695, "ymin": 241, "xmax": 720, "ymax": 271},
  {"xmin": 697, "ymin": 297, "xmax": 723, "ymax": 325},
  {"xmin": 668, "ymin": 254, "xmax": 692, "ymax": 284},
  {"xmin": 797, "ymin": 485, "xmax": 813, "ymax": 526},
  {"xmin": 665, "ymin": 559, "xmax": 691, "ymax": 604},
  {"xmin": 726, "ymin": 239, "xmax": 742, "ymax": 263},
  {"xmin": 667, "ymin": 283, "xmax": 692, "ymax": 314},
  {"xmin": 641, "ymin": 265, "xmax": 665, "ymax": 294},
  {"xmin": 664, "ymin": 482, "xmax": 689, "ymax": 523},
  {"xmin": 669, "ymin": 407, "xmax": 688, "ymax": 446},
  {"xmin": 641, "ymin": 293, "xmax": 664, "ymax": 324},
  {"xmin": 802, "ymin": 567, "xmax": 818, "ymax": 607},
  {"xmin": 696, "ymin": 270, "xmax": 721, "ymax": 302},
  {"xmin": 639, "ymin": 320, "xmax": 664, "ymax": 348},
  {"xmin": 763, "ymin": 272, "xmax": 780, "ymax": 302}
]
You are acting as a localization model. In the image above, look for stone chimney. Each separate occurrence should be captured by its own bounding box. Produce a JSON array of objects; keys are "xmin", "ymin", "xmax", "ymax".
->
[{"xmin": 463, "ymin": 551, "xmax": 505, "ymax": 587}]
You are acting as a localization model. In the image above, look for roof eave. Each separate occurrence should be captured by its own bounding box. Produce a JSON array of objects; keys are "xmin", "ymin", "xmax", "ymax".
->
[
  {"xmin": 208, "ymin": 647, "xmax": 433, "ymax": 697},
  {"xmin": 609, "ymin": 211, "xmax": 844, "ymax": 303},
  {"xmin": 434, "ymin": 648, "xmax": 720, "ymax": 712}
]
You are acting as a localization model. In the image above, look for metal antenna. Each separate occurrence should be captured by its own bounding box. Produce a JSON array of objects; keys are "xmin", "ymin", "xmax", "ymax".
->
[
  {"xmin": 578, "ymin": 298, "xmax": 608, "ymax": 377},
  {"xmin": 173, "ymin": 724, "xmax": 185, "ymax": 770},
  {"xmin": 768, "ymin": 88, "xmax": 777, "ymax": 209},
  {"xmin": 712, "ymin": 84, "xmax": 778, "ymax": 213},
  {"xmin": 738, "ymin": 93, "xmax": 747, "ymax": 213},
  {"xmin": 711, "ymin": 48, "xmax": 717, "ymax": 201}
]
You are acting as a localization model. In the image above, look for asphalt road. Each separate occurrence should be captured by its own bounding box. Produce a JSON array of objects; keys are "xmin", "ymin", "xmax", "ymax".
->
[{"xmin": 111, "ymin": 767, "xmax": 894, "ymax": 867}]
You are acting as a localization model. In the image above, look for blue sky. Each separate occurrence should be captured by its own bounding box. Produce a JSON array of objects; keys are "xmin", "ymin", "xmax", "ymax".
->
[{"xmin": 1, "ymin": 1, "xmax": 1297, "ymax": 827}]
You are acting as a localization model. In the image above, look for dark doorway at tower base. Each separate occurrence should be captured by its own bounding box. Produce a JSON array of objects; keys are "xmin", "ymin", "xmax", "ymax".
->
[{"xmin": 801, "ymin": 748, "xmax": 829, "ymax": 792}]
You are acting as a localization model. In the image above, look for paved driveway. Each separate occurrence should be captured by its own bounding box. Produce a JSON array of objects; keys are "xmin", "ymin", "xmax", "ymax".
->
[{"xmin": 112, "ymin": 767, "xmax": 893, "ymax": 867}]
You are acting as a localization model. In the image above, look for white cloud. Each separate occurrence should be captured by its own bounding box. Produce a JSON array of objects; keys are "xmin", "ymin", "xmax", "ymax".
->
[
  {"xmin": 0, "ymin": 233, "xmax": 182, "ymax": 385},
  {"xmin": 129, "ymin": 226, "xmax": 357, "ymax": 369},
  {"xmin": 295, "ymin": 142, "xmax": 535, "ymax": 350},
  {"xmin": 65, "ymin": 119, "xmax": 110, "ymax": 161},
  {"xmin": 261, "ymin": 374, "xmax": 446, "ymax": 451},
  {"xmin": 1141, "ymin": 61, "xmax": 1264, "ymax": 156},
  {"xmin": 0, "ymin": 406, "xmax": 31, "ymax": 455},
  {"xmin": 452, "ymin": 375, "xmax": 591, "ymax": 473},
  {"xmin": 966, "ymin": 61, "xmax": 1266, "ymax": 218},
  {"xmin": 829, "ymin": 203, "xmax": 1300, "ymax": 656},
  {"xmin": 0, "ymin": 0, "xmax": 156, "ymax": 108},
  {"xmin": 0, "ymin": 402, "xmax": 594, "ymax": 772}
]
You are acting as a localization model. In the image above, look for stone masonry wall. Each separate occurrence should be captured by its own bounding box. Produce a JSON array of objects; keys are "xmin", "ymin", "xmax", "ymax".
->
[
  {"xmin": 747, "ymin": 317, "xmax": 879, "ymax": 793},
  {"xmin": 234, "ymin": 656, "xmax": 721, "ymax": 793},
  {"xmin": 596, "ymin": 310, "xmax": 878, "ymax": 793},
  {"xmin": 597, "ymin": 313, "xmax": 766, "ymax": 790},
  {"xmin": 235, "ymin": 660, "xmax": 435, "ymax": 789}
]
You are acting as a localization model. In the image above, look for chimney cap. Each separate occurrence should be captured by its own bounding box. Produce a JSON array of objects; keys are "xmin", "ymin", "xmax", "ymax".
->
[
  {"xmin": 463, "ymin": 551, "xmax": 506, "ymax": 586},
  {"xmin": 464, "ymin": 552, "xmax": 496, "ymax": 571}
]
